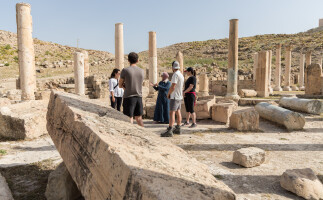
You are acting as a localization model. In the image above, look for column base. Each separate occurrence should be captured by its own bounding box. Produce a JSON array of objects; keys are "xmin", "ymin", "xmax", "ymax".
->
[
  {"xmin": 198, "ymin": 91, "xmax": 209, "ymax": 97},
  {"xmin": 268, "ymin": 87, "xmax": 273, "ymax": 94},
  {"xmin": 225, "ymin": 93, "xmax": 240, "ymax": 101},
  {"xmin": 299, "ymin": 86, "xmax": 305, "ymax": 91},
  {"xmin": 291, "ymin": 86, "xmax": 299, "ymax": 91},
  {"xmin": 283, "ymin": 86, "xmax": 292, "ymax": 91},
  {"xmin": 273, "ymin": 86, "xmax": 282, "ymax": 91}
]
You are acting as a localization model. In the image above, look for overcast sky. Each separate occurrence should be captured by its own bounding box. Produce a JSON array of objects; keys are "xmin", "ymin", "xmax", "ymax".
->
[{"xmin": 1, "ymin": 0, "xmax": 322, "ymax": 54}]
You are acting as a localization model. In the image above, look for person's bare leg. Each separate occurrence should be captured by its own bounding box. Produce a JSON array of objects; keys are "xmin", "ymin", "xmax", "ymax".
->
[
  {"xmin": 130, "ymin": 117, "xmax": 134, "ymax": 124},
  {"xmin": 185, "ymin": 112, "xmax": 191, "ymax": 123},
  {"xmin": 135, "ymin": 116, "xmax": 144, "ymax": 127},
  {"xmin": 176, "ymin": 110, "xmax": 182, "ymax": 126},
  {"xmin": 169, "ymin": 111, "xmax": 175, "ymax": 127},
  {"xmin": 192, "ymin": 112, "xmax": 196, "ymax": 124}
]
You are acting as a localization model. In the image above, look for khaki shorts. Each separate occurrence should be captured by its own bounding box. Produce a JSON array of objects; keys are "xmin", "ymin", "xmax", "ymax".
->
[{"xmin": 170, "ymin": 99, "xmax": 181, "ymax": 111}]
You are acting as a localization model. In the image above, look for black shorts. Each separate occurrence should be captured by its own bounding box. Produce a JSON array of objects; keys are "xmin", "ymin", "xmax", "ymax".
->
[
  {"xmin": 123, "ymin": 96, "xmax": 143, "ymax": 117},
  {"xmin": 184, "ymin": 93, "xmax": 195, "ymax": 114}
]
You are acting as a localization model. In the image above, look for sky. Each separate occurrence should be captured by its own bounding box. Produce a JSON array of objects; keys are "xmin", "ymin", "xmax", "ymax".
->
[{"xmin": 0, "ymin": 0, "xmax": 322, "ymax": 54}]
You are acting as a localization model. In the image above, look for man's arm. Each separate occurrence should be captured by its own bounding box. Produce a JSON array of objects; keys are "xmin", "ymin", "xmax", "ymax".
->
[
  {"xmin": 119, "ymin": 78, "xmax": 125, "ymax": 89},
  {"xmin": 167, "ymin": 83, "xmax": 176, "ymax": 99}
]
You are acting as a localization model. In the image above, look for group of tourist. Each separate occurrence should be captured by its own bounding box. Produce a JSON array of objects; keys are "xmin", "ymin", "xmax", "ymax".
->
[{"xmin": 108, "ymin": 52, "xmax": 197, "ymax": 137}]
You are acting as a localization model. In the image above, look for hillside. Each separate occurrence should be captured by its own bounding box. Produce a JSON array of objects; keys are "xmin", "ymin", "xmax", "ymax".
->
[
  {"xmin": 0, "ymin": 30, "xmax": 115, "ymax": 80},
  {"xmin": 139, "ymin": 30, "xmax": 323, "ymax": 75}
]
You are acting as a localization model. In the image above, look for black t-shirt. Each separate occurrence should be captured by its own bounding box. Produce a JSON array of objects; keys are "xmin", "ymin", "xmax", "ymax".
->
[{"xmin": 184, "ymin": 76, "xmax": 196, "ymax": 92}]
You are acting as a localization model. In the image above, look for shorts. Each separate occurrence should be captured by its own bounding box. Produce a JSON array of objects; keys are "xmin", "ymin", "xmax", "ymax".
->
[
  {"xmin": 184, "ymin": 93, "xmax": 195, "ymax": 113},
  {"xmin": 170, "ymin": 99, "xmax": 181, "ymax": 111},
  {"xmin": 123, "ymin": 96, "xmax": 143, "ymax": 117}
]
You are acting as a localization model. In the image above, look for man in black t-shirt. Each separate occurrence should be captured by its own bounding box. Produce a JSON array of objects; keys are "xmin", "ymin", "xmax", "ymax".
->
[{"xmin": 182, "ymin": 67, "xmax": 197, "ymax": 128}]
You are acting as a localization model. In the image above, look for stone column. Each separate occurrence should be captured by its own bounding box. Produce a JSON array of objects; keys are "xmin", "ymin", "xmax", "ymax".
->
[
  {"xmin": 253, "ymin": 52, "xmax": 258, "ymax": 82},
  {"xmin": 274, "ymin": 44, "xmax": 282, "ymax": 91},
  {"xmin": 176, "ymin": 51, "xmax": 184, "ymax": 74},
  {"xmin": 299, "ymin": 54, "xmax": 305, "ymax": 91},
  {"xmin": 149, "ymin": 31, "xmax": 158, "ymax": 95},
  {"xmin": 198, "ymin": 74, "xmax": 209, "ymax": 96},
  {"xmin": 115, "ymin": 23, "xmax": 124, "ymax": 70},
  {"xmin": 74, "ymin": 52, "xmax": 85, "ymax": 95},
  {"xmin": 283, "ymin": 46, "xmax": 292, "ymax": 91},
  {"xmin": 267, "ymin": 50, "xmax": 273, "ymax": 94},
  {"xmin": 81, "ymin": 50, "xmax": 89, "ymax": 77},
  {"xmin": 305, "ymin": 51, "xmax": 312, "ymax": 87},
  {"xmin": 16, "ymin": 3, "xmax": 36, "ymax": 100},
  {"xmin": 226, "ymin": 19, "xmax": 240, "ymax": 100},
  {"xmin": 256, "ymin": 51, "xmax": 269, "ymax": 97}
]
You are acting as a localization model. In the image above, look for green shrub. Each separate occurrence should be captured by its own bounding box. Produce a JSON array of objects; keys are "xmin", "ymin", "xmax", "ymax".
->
[
  {"xmin": 4, "ymin": 44, "xmax": 11, "ymax": 50},
  {"xmin": 4, "ymin": 63, "xmax": 9, "ymax": 66}
]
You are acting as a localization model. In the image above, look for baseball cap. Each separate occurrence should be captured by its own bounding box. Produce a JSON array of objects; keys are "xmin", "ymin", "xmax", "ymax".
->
[
  {"xmin": 172, "ymin": 61, "xmax": 180, "ymax": 69},
  {"xmin": 184, "ymin": 67, "xmax": 194, "ymax": 73}
]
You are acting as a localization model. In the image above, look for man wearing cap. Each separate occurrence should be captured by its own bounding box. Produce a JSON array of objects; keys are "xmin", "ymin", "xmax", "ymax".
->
[
  {"xmin": 161, "ymin": 61, "xmax": 184, "ymax": 137},
  {"xmin": 150, "ymin": 72, "xmax": 171, "ymax": 124}
]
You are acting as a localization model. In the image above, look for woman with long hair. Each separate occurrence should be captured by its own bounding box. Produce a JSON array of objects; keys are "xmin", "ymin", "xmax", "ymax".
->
[
  {"xmin": 182, "ymin": 67, "xmax": 197, "ymax": 128},
  {"xmin": 109, "ymin": 68, "xmax": 124, "ymax": 111}
]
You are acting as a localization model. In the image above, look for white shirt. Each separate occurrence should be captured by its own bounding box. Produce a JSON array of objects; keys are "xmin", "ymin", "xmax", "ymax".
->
[
  {"xmin": 109, "ymin": 78, "xmax": 124, "ymax": 97},
  {"xmin": 170, "ymin": 70, "xmax": 184, "ymax": 100}
]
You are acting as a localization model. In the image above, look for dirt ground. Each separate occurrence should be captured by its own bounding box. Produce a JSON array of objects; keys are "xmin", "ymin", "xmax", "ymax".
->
[
  {"xmin": 144, "ymin": 112, "xmax": 323, "ymax": 200},
  {"xmin": 0, "ymin": 108, "xmax": 322, "ymax": 199}
]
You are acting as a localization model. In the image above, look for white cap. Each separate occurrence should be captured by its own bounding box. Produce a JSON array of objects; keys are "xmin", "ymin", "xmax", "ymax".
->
[{"xmin": 172, "ymin": 61, "xmax": 180, "ymax": 69}]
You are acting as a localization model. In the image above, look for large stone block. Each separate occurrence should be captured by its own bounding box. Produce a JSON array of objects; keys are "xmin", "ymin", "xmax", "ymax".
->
[
  {"xmin": 0, "ymin": 172, "xmax": 14, "ymax": 200},
  {"xmin": 145, "ymin": 103, "xmax": 155, "ymax": 119},
  {"xmin": 47, "ymin": 91, "xmax": 236, "ymax": 200},
  {"xmin": 238, "ymin": 89, "xmax": 257, "ymax": 98},
  {"xmin": 305, "ymin": 64, "xmax": 322, "ymax": 95},
  {"xmin": 0, "ymin": 98, "xmax": 11, "ymax": 107},
  {"xmin": 280, "ymin": 168, "xmax": 323, "ymax": 200},
  {"xmin": 232, "ymin": 147, "xmax": 265, "ymax": 168},
  {"xmin": 0, "ymin": 100, "xmax": 48, "ymax": 140},
  {"xmin": 182, "ymin": 96, "xmax": 216, "ymax": 119},
  {"xmin": 212, "ymin": 103, "xmax": 237, "ymax": 123},
  {"xmin": 45, "ymin": 162, "xmax": 82, "ymax": 200},
  {"xmin": 229, "ymin": 108, "xmax": 259, "ymax": 131}
]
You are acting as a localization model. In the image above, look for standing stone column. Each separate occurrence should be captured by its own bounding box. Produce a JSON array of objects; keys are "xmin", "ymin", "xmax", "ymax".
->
[
  {"xmin": 74, "ymin": 52, "xmax": 85, "ymax": 95},
  {"xmin": 267, "ymin": 50, "xmax": 273, "ymax": 94},
  {"xmin": 274, "ymin": 44, "xmax": 282, "ymax": 91},
  {"xmin": 305, "ymin": 51, "xmax": 312, "ymax": 87},
  {"xmin": 226, "ymin": 19, "xmax": 240, "ymax": 100},
  {"xmin": 115, "ymin": 23, "xmax": 124, "ymax": 70},
  {"xmin": 283, "ymin": 46, "xmax": 292, "ymax": 91},
  {"xmin": 319, "ymin": 55, "xmax": 323, "ymax": 66},
  {"xmin": 299, "ymin": 54, "xmax": 305, "ymax": 91},
  {"xmin": 198, "ymin": 74, "xmax": 209, "ymax": 96},
  {"xmin": 149, "ymin": 31, "xmax": 158, "ymax": 95},
  {"xmin": 176, "ymin": 51, "xmax": 184, "ymax": 74},
  {"xmin": 16, "ymin": 3, "xmax": 36, "ymax": 100},
  {"xmin": 256, "ymin": 51, "xmax": 269, "ymax": 97},
  {"xmin": 81, "ymin": 50, "xmax": 89, "ymax": 77},
  {"xmin": 253, "ymin": 53, "xmax": 258, "ymax": 82}
]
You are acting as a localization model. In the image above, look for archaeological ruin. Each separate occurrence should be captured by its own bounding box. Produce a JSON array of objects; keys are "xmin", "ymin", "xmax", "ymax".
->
[{"xmin": 0, "ymin": 2, "xmax": 322, "ymax": 200}]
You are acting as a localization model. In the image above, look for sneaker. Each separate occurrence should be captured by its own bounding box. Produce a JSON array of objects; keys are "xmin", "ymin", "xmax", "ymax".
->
[
  {"xmin": 181, "ymin": 121, "xmax": 189, "ymax": 126},
  {"xmin": 189, "ymin": 123, "xmax": 197, "ymax": 128},
  {"xmin": 173, "ymin": 125, "xmax": 182, "ymax": 134},
  {"xmin": 161, "ymin": 127, "xmax": 173, "ymax": 137}
]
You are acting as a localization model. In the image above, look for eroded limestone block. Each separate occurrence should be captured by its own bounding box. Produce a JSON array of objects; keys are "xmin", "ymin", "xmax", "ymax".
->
[
  {"xmin": 0, "ymin": 173, "xmax": 14, "ymax": 200},
  {"xmin": 47, "ymin": 91, "xmax": 236, "ymax": 200},
  {"xmin": 6, "ymin": 89, "xmax": 21, "ymax": 101},
  {"xmin": 280, "ymin": 168, "xmax": 323, "ymax": 200},
  {"xmin": 145, "ymin": 103, "xmax": 155, "ymax": 119},
  {"xmin": 45, "ymin": 162, "xmax": 82, "ymax": 200},
  {"xmin": 279, "ymin": 97, "xmax": 323, "ymax": 115},
  {"xmin": 305, "ymin": 64, "xmax": 322, "ymax": 95},
  {"xmin": 0, "ymin": 100, "xmax": 47, "ymax": 139},
  {"xmin": 0, "ymin": 98, "xmax": 11, "ymax": 107},
  {"xmin": 181, "ymin": 96, "xmax": 216, "ymax": 119},
  {"xmin": 212, "ymin": 103, "xmax": 237, "ymax": 123},
  {"xmin": 229, "ymin": 108, "xmax": 259, "ymax": 131},
  {"xmin": 238, "ymin": 89, "xmax": 257, "ymax": 98},
  {"xmin": 232, "ymin": 147, "xmax": 265, "ymax": 168}
]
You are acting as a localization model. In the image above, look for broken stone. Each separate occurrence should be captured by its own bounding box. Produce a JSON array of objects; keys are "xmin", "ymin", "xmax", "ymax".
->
[
  {"xmin": 0, "ymin": 172, "xmax": 14, "ymax": 200},
  {"xmin": 279, "ymin": 97, "xmax": 323, "ymax": 115},
  {"xmin": 238, "ymin": 89, "xmax": 257, "ymax": 98},
  {"xmin": 47, "ymin": 91, "xmax": 236, "ymax": 200},
  {"xmin": 0, "ymin": 100, "xmax": 48, "ymax": 140},
  {"xmin": 232, "ymin": 147, "xmax": 265, "ymax": 168},
  {"xmin": 280, "ymin": 168, "xmax": 323, "ymax": 200},
  {"xmin": 255, "ymin": 102, "xmax": 305, "ymax": 131},
  {"xmin": 212, "ymin": 103, "xmax": 237, "ymax": 123},
  {"xmin": 181, "ymin": 96, "xmax": 216, "ymax": 119},
  {"xmin": 0, "ymin": 98, "xmax": 11, "ymax": 107},
  {"xmin": 145, "ymin": 103, "xmax": 156, "ymax": 119},
  {"xmin": 305, "ymin": 64, "xmax": 322, "ymax": 95},
  {"xmin": 6, "ymin": 89, "xmax": 21, "ymax": 101},
  {"xmin": 45, "ymin": 162, "xmax": 82, "ymax": 200},
  {"xmin": 229, "ymin": 108, "xmax": 259, "ymax": 131}
]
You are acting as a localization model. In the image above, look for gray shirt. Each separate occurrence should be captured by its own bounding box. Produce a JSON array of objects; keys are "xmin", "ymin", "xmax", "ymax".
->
[{"xmin": 120, "ymin": 66, "xmax": 144, "ymax": 98}]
